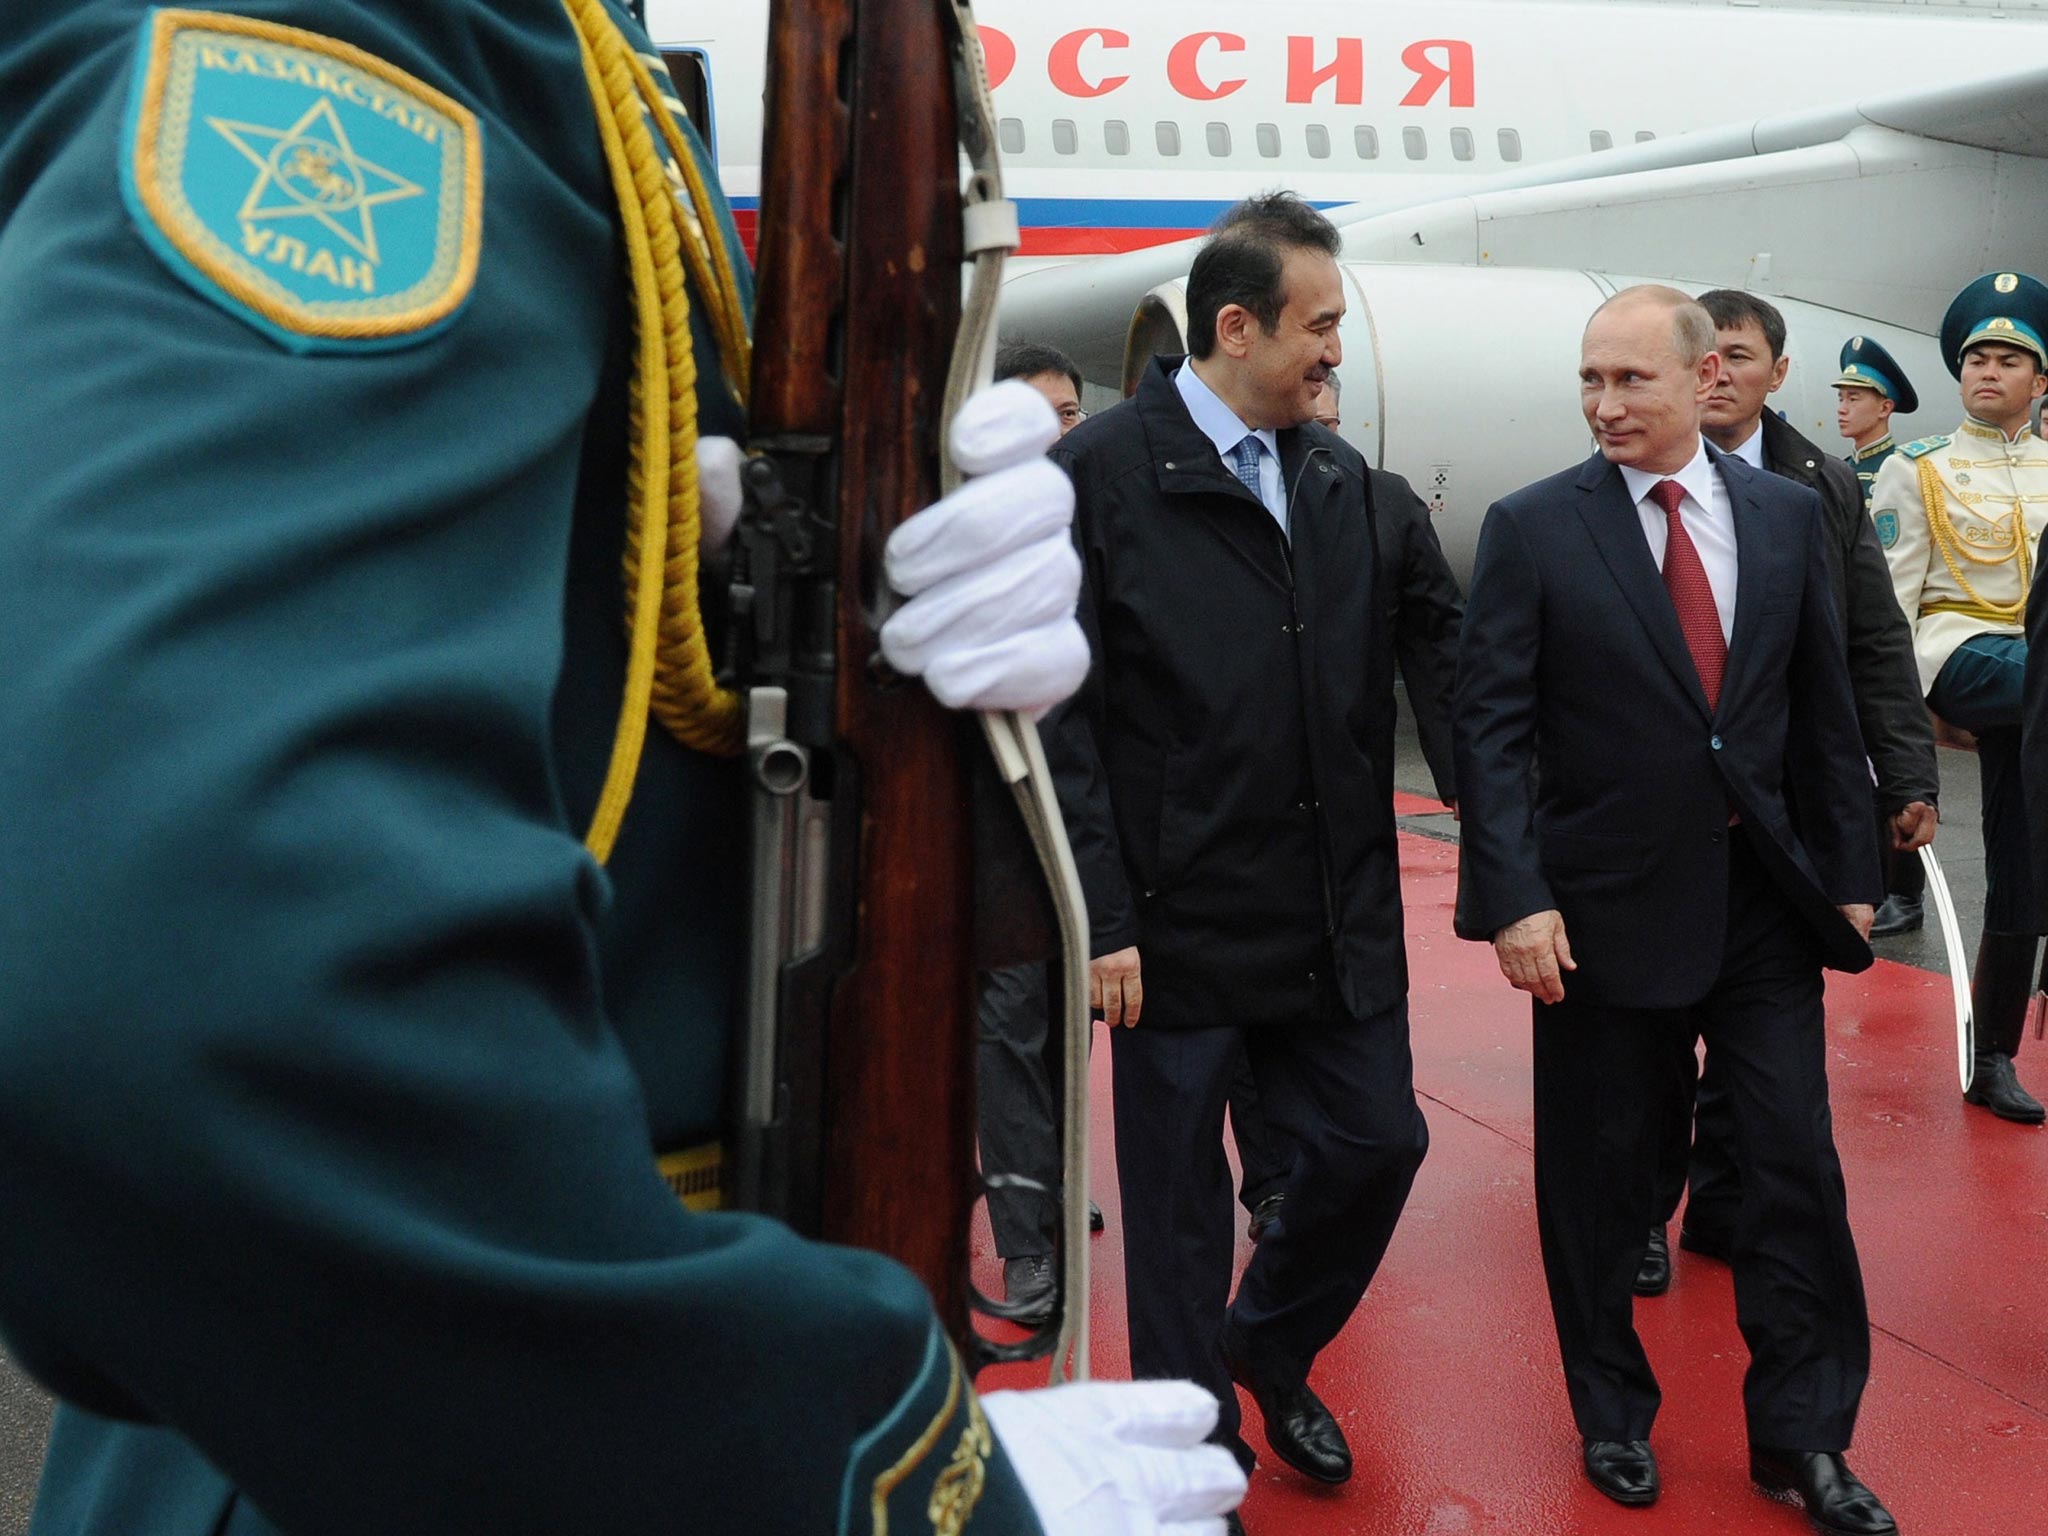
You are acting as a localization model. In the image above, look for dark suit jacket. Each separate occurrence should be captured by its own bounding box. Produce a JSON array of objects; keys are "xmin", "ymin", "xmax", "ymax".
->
[
  {"xmin": 1453, "ymin": 447, "xmax": 1881, "ymax": 1009},
  {"xmin": 1760, "ymin": 411, "xmax": 1938, "ymax": 814},
  {"xmin": 1044, "ymin": 356, "xmax": 1405, "ymax": 1028},
  {"xmin": 1370, "ymin": 469, "xmax": 1463, "ymax": 805}
]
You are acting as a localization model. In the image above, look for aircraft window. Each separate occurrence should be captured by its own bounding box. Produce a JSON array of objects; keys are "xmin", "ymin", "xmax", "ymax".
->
[
  {"xmin": 1206, "ymin": 122, "xmax": 1231, "ymax": 157},
  {"xmin": 1157, "ymin": 121, "xmax": 1181, "ymax": 157},
  {"xmin": 1355, "ymin": 126, "xmax": 1379, "ymax": 160},
  {"xmin": 657, "ymin": 50, "xmax": 714, "ymax": 151},
  {"xmin": 1403, "ymin": 126, "xmax": 1427, "ymax": 161},
  {"xmin": 1498, "ymin": 128, "xmax": 1523, "ymax": 162},
  {"xmin": 1636, "ymin": 130, "xmax": 1657, "ymax": 143},
  {"xmin": 999, "ymin": 117, "xmax": 1025, "ymax": 155},
  {"xmin": 1450, "ymin": 127, "xmax": 1474, "ymax": 162},
  {"xmin": 1052, "ymin": 119, "xmax": 1079, "ymax": 156},
  {"xmin": 1257, "ymin": 123, "xmax": 1281, "ymax": 159},
  {"xmin": 1306, "ymin": 124, "xmax": 1331, "ymax": 160},
  {"xmin": 1590, "ymin": 129, "xmax": 1613, "ymax": 152},
  {"xmin": 1105, "ymin": 120, "xmax": 1130, "ymax": 157}
]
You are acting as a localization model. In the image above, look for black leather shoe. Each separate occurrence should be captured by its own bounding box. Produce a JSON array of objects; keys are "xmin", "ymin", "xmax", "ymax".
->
[
  {"xmin": 1221, "ymin": 1319, "xmax": 1351, "ymax": 1485},
  {"xmin": 1582, "ymin": 1439, "xmax": 1659, "ymax": 1506},
  {"xmin": 1678, "ymin": 1224, "xmax": 1732, "ymax": 1264},
  {"xmin": 1633, "ymin": 1227, "xmax": 1671, "ymax": 1296},
  {"xmin": 1088, "ymin": 1199, "xmax": 1105, "ymax": 1233},
  {"xmin": 1869, "ymin": 893, "xmax": 1924, "ymax": 938},
  {"xmin": 1246, "ymin": 1192, "xmax": 1286, "ymax": 1244},
  {"xmin": 1002, "ymin": 1255, "xmax": 1054, "ymax": 1325},
  {"xmin": 1224, "ymin": 1513, "xmax": 1247, "ymax": 1536},
  {"xmin": 1750, "ymin": 1448, "xmax": 1897, "ymax": 1535},
  {"xmin": 1964, "ymin": 1053, "xmax": 2047, "ymax": 1124}
]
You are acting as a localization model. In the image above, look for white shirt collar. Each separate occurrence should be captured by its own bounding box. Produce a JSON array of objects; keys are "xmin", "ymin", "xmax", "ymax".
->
[
  {"xmin": 1617, "ymin": 436, "xmax": 1718, "ymax": 511},
  {"xmin": 1176, "ymin": 360, "xmax": 1279, "ymax": 464},
  {"xmin": 1725, "ymin": 419, "xmax": 1767, "ymax": 470}
]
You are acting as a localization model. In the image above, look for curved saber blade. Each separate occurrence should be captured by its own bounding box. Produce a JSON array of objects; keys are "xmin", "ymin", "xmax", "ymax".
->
[{"xmin": 1918, "ymin": 845, "xmax": 1974, "ymax": 1091}]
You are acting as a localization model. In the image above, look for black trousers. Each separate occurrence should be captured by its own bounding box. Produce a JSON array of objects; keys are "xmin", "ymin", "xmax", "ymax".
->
[
  {"xmin": 1110, "ymin": 999, "xmax": 1427, "ymax": 1468},
  {"xmin": 1225, "ymin": 1052, "xmax": 1295, "ymax": 1214},
  {"xmin": 1535, "ymin": 830, "xmax": 1869, "ymax": 1448},
  {"xmin": 976, "ymin": 961, "xmax": 1062, "ymax": 1259}
]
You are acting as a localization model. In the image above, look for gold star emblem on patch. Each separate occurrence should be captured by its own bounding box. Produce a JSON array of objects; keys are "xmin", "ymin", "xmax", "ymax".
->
[{"xmin": 208, "ymin": 97, "xmax": 422, "ymax": 265}]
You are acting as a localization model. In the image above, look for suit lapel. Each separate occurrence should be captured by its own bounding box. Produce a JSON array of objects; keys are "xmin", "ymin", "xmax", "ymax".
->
[{"xmin": 1573, "ymin": 456, "xmax": 1712, "ymax": 719}]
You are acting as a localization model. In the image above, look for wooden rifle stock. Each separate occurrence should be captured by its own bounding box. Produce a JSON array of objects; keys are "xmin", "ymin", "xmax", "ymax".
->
[{"xmin": 740, "ymin": 0, "xmax": 978, "ymax": 1346}]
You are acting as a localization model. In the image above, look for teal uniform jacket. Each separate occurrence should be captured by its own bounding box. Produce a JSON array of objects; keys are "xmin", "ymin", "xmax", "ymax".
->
[
  {"xmin": 0, "ymin": 4, "xmax": 1039, "ymax": 1533},
  {"xmin": 1851, "ymin": 435, "xmax": 1898, "ymax": 514}
]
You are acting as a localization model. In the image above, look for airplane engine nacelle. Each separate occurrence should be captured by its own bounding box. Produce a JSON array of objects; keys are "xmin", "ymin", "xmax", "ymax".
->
[{"xmin": 1123, "ymin": 264, "xmax": 1947, "ymax": 583}]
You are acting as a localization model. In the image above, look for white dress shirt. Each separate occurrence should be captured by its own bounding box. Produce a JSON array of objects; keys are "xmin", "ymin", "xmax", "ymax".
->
[
  {"xmin": 1617, "ymin": 437, "xmax": 1738, "ymax": 645},
  {"xmin": 1725, "ymin": 419, "xmax": 1767, "ymax": 471},
  {"xmin": 1175, "ymin": 361, "xmax": 1286, "ymax": 534}
]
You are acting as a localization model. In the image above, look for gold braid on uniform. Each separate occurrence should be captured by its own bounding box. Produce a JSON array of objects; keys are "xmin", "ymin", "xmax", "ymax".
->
[
  {"xmin": 563, "ymin": 0, "xmax": 752, "ymax": 863},
  {"xmin": 1919, "ymin": 454, "xmax": 2033, "ymax": 624}
]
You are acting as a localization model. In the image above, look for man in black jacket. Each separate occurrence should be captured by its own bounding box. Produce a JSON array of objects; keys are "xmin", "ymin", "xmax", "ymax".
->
[
  {"xmin": 1638, "ymin": 291, "xmax": 1940, "ymax": 1295},
  {"xmin": 1455, "ymin": 286, "xmax": 1890, "ymax": 1530},
  {"xmin": 1044, "ymin": 194, "xmax": 1429, "ymax": 1500}
]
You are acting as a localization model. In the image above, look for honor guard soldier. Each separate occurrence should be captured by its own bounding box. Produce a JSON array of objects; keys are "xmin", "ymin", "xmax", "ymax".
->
[
  {"xmin": 1838, "ymin": 336, "xmax": 1928, "ymax": 936},
  {"xmin": 1873, "ymin": 271, "xmax": 2048, "ymax": 1123},
  {"xmin": 1837, "ymin": 335, "xmax": 1919, "ymax": 513},
  {"xmin": 0, "ymin": 5, "xmax": 1243, "ymax": 1535}
]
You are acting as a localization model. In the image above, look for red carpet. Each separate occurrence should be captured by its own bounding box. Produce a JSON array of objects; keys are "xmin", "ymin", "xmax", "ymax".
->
[{"xmin": 975, "ymin": 821, "xmax": 2048, "ymax": 1533}]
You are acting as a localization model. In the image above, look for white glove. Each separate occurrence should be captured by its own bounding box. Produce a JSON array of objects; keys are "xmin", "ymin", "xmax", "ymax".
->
[
  {"xmin": 981, "ymin": 1381, "xmax": 1246, "ymax": 1536},
  {"xmin": 881, "ymin": 380, "xmax": 1090, "ymax": 716},
  {"xmin": 695, "ymin": 435, "xmax": 745, "ymax": 558}
]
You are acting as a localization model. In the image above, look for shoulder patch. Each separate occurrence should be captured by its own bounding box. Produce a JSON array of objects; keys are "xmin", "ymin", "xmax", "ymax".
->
[
  {"xmin": 120, "ymin": 9, "xmax": 483, "ymax": 354},
  {"xmin": 1899, "ymin": 435, "xmax": 1951, "ymax": 460},
  {"xmin": 1874, "ymin": 509, "xmax": 1900, "ymax": 549}
]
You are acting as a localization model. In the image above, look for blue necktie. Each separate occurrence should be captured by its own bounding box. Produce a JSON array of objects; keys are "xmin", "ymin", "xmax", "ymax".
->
[{"xmin": 1230, "ymin": 435, "xmax": 1263, "ymax": 498}]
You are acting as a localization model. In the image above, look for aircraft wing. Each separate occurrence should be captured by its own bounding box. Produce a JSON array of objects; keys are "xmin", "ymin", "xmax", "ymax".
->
[{"xmin": 1004, "ymin": 65, "xmax": 2048, "ymax": 388}]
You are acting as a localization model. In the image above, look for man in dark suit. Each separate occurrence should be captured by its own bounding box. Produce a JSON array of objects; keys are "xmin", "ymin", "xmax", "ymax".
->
[
  {"xmin": 1225, "ymin": 373, "xmax": 1465, "ymax": 1250},
  {"xmin": 1640, "ymin": 291, "xmax": 1939, "ymax": 1295},
  {"xmin": 1045, "ymin": 194, "xmax": 1429, "ymax": 1507},
  {"xmin": 1454, "ymin": 286, "xmax": 1895, "ymax": 1533}
]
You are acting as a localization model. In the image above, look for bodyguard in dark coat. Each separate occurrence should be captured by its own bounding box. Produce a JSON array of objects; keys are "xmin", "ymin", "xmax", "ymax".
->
[
  {"xmin": 1645, "ymin": 292, "xmax": 1938, "ymax": 1289},
  {"xmin": 1044, "ymin": 194, "xmax": 1428, "ymax": 1497},
  {"xmin": 1455, "ymin": 286, "xmax": 1893, "ymax": 1532}
]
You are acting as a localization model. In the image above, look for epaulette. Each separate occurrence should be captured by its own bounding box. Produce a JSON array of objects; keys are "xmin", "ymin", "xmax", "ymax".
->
[{"xmin": 1899, "ymin": 435, "xmax": 1951, "ymax": 459}]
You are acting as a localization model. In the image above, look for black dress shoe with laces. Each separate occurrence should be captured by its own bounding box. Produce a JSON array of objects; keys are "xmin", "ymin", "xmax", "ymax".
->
[
  {"xmin": 1750, "ymin": 1448, "xmax": 1897, "ymax": 1535},
  {"xmin": 1964, "ymin": 1052, "xmax": 2047, "ymax": 1124},
  {"xmin": 1633, "ymin": 1227, "xmax": 1671, "ymax": 1296},
  {"xmin": 1582, "ymin": 1439, "xmax": 1659, "ymax": 1506},
  {"xmin": 1246, "ymin": 1191, "xmax": 1286, "ymax": 1243},
  {"xmin": 1221, "ymin": 1318, "xmax": 1351, "ymax": 1485},
  {"xmin": 1869, "ymin": 893, "xmax": 1923, "ymax": 938},
  {"xmin": 1001, "ymin": 1255, "xmax": 1054, "ymax": 1326}
]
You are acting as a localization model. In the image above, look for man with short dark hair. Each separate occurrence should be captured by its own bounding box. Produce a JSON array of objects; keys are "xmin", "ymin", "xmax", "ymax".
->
[
  {"xmin": 1046, "ymin": 193, "xmax": 1428, "ymax": 1505},
  {"xmin": 1456, "ymin": 285, "xmax": 1892, "ymax": 1531},
  {"xmin": 1875, "ymin": 271, "xmax": 2048, "ymax": 1123},
  {"xmin": 1638, "ymin": 290, "xmax": 1937, "ymax": 1294},
  {"xmin": 998, "ymin": 341, "xmax": 1087, "ymax": 434}
]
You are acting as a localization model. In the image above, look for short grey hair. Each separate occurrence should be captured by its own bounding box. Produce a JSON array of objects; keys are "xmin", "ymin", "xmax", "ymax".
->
[{"xmin": 1589, "ymin": 284, "xmax": 1716, "ymax": 366}]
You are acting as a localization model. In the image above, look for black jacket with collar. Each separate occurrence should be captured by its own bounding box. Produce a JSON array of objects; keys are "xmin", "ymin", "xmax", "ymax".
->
[
  {"xmin": 1759, "ymin": 410, "xmax": 1938, "ymax": 814},
  {"xmin": 1370, "ymin": 469, "xmax": 1463, "ymax": 805},
  {"xmin": 1453, "ymin": 446, "xmax": 1880, "ymax": 1009},
  {"xmin": 1043, "ymin": 356, "xmax": 1405, "ymax": 1029}
]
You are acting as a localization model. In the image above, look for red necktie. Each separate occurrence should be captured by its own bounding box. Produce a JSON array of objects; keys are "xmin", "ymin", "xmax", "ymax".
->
[{"xmin": 1651, "ymin": 479, "xmax": 1726, "ymax": 712}]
